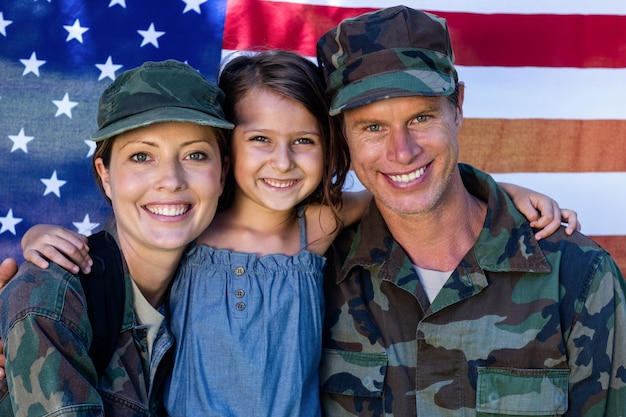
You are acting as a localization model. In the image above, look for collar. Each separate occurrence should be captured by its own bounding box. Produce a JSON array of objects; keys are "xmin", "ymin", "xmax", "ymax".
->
[{"xmin": 337, "ymin": 164, "xmax": 552, "ymax": 284}]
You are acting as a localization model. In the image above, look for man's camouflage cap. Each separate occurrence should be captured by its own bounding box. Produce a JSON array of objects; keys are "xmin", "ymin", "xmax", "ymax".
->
[
  {"xmin": 317, "ymin": 6, "xmax": 458, "ymax": 116},
  {"xmin": 92, "ymin": 60, "xmax": 234, "ymax": 141}
]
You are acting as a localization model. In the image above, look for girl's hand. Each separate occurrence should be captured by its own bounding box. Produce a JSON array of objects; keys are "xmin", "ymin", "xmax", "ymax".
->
[
  {"xmin": 22, "ymin": 225, "xmax": 93, "ymax": 274},
  {"xmin": 500, "ymin": 182, "xmax": 581, "ymax": 241}
]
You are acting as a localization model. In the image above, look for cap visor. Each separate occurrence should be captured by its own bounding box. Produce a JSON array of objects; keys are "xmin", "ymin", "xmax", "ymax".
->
[{"xmin": 92, "ymin": 106, "xmax": 234, "ymax": 141}]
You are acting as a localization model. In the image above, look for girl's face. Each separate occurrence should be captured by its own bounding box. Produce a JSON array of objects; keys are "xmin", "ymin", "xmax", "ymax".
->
[
  {"xmin": 96, "ymin": 121, "xmax": 226, "ymax": 255},
  {"xmin": 230, "ymin": 87, "xmax": 324, "ymax": 214}
]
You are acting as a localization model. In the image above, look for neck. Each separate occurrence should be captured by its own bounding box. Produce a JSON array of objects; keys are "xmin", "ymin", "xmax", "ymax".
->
[
  {"xmin": 117, "ymin": 238, "xmax": 183, "ymax": 308},
  {"xmin": 380, "ymin": 179, "xmax": 487, "ymax": 271},
  {"xmin": 197, "ymin": 199, "xmax": 301, "ymax": 256}
]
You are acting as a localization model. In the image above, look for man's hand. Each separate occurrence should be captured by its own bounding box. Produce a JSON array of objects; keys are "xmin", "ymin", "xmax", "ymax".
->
[{"xmin": 0, "ymin": 258, "xmax": 18, "ymax": 291}]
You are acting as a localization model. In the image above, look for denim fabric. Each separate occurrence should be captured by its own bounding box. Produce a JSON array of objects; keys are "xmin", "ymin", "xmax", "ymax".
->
[{"xmin": 165, "ymin": 217, "xmax": 326, "ymax": 416}]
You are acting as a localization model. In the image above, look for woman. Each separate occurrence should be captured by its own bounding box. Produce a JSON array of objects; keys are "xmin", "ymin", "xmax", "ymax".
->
[{"xmin": 0, "ymin": 59, "xmax": 232, "ymax": 417}]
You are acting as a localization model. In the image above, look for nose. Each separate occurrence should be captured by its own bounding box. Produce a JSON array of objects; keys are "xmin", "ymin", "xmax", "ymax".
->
[
  {"xmin": 155, "ymin": 158, "xmax": 187, "ymax": 191},
  {"xmin": 270, "ymin": 142, "xmax": 296, "ymax": 172},
  {"xmin": 386, "ymin": 127, "xmax": 421, "ymax": 164}
]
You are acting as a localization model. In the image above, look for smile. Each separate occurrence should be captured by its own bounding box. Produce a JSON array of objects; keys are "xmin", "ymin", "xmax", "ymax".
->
[
  {"xmin": 263, "ymin": 178, "xmax": 300, "ymax": 188},
  {"xmin": 145, "ymin": 204, "xmax": 190, "ymax": 216},
  {"xmin": 388, "ymin": 166, "xmax": 426, "ymax": 183}
]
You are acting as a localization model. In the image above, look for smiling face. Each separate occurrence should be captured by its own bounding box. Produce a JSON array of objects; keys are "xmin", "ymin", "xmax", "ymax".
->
[
  {"xmin": 96, "ymin": 121, "xmax": 226, "ymax": 255},
  {"xmin": 229, "ymin": 87, "xmax": 324, "ymax": 214},
  {"xmin": 342, "ymin": 93, "xmax": 464, "ymax": 218}
]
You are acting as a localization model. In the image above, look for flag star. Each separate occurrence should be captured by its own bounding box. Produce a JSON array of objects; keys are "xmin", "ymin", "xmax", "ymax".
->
[
  {"xmin": 138, "ymin": 23, "xmax": 165, "ymax": 48},
  {"xmin": 63, "ymin": 19, "xmax": 89, "ymax": 43},
  {"xmin": 84, "ymin": 139, "xmax": 96, "ymax": 157},
  {"xmin": 95, "ymin": 56, "xmax": 122, "ymax": 81},
  {"xmin": 53, "ymin": 92, "xmax": 78, "ymax": 118},
  {"xmin": 73, "ymin": 214, "xmax": 99, "ymax": 236},
  {"xmin": 8, "ymin": 128, "xmax": 35, "ymax": 153},
  {"xmin": 182, "ymin": 0, "xmax": 207, "ymax": 14},
  {"xmin": 0, "ymin": 209, "xmax": 23, "ymax": 235},
  {"xmin": 41, "ymin": 170, "xmax": 67, "ymax": 197},
  {"xmin": 20, "ymin": 52, "xmax": 46, "ymax": 77},
  {"xmin": 108, "ymin": 0, "xmax": 126, "ymax": 7},
  {"xmin": 0, "ymin": 12, "xmax": 13, "ymax": 36}
]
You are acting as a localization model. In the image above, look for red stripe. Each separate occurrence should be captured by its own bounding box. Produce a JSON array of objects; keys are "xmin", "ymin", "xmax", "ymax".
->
[{"xmin": 224, "ymin": 1, "xmax": 626, "ymax": 68}]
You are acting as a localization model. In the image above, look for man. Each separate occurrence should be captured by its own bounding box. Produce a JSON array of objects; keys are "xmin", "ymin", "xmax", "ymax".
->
[{"xmin": 316, "ymin": 6, "xmax": 626, "ymax": 416}]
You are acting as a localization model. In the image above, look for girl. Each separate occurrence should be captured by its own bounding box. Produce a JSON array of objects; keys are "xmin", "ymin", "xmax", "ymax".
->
[
  {"xmin": 0, "ymin": 60, "xmax": 232, "ymax": 416},
  {"xmin": 14, "ymin": 51, "xmax": 578, "ymax": 416}
]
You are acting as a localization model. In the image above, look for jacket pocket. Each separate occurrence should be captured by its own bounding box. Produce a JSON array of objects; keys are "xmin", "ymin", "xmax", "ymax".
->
[
  {"xmin": 319, "ymin": 348, "xmax": 388, "ymax": 397},
  {"xmin": 476, "ymin": 367, "xmax": 569, "ymax": 416}
]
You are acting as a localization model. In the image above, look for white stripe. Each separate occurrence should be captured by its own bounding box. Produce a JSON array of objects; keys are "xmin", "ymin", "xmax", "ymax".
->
[
  {"xmin": 263, "ymin": 0, "xmax": 626, "ymax": 15},
  {"xmin": 344, "ymin": 171, "xmax": 626, "ymax": 236},
  {"xmin": 220, "ymin": 54, "xmax": 626, "ymax": 121},
  {"xmin": 459, "ymin": 67, "xmax": 626, "ymax": 120}
]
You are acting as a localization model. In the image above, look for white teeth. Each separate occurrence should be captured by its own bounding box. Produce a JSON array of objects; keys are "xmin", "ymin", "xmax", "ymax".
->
[
  {"xmin": 264, "ymin": 179, "xmax": 297, "ymax": 188},
  {"xmin": 146, "ymin": 204, "xmax": 189, "ymax": 216},
  {"xmin": 389, "ymin": 167, "xmax": 426, "ymax": 183}
]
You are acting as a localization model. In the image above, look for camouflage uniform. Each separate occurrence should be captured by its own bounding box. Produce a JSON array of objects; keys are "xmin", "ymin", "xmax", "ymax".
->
[
  {"xmin": 320, "ymin": 164, "xmax": 626, "ymax": 416},
  {"xmin": 0, "ymin": 260, "xmax": 173, "ymax": 416}
]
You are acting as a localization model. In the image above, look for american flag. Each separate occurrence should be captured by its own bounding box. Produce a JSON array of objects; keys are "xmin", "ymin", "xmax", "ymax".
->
[{"xmin": 1, "ymin": 0, "xmax": 625, "ymax": 273}]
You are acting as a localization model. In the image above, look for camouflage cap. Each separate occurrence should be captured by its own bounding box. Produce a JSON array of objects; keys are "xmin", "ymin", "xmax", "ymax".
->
[
  {"xmin": 316, "ymin": 6, "xmax": 458, "ymax": 116},
  {"xmin": 92, "ymin": 60, "xmax": 234, "ymax": 141}
]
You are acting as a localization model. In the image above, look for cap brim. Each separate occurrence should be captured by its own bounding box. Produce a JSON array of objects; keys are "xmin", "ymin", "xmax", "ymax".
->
[
  {"xmin": 92, "ymin": 106, "xmax": 234, "ymax": 141},
  {"xmin": 329, "ymin": 69, "xmax": 455, "ymax": 116}
]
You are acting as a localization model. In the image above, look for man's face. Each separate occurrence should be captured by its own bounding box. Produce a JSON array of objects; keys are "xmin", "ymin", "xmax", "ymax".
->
[{"xmin": 343, "ymin": 93, "xmax": 463, "ymax": 218}]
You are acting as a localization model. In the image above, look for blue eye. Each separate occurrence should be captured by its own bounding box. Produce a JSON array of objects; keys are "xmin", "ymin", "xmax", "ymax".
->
[
  {"xmin": 131, "ymin": 153, "xmax": 149, "ymax": 162},
  {"xmin": 187, "ymin": 152, "xmax": 206, "ymax": 160}
]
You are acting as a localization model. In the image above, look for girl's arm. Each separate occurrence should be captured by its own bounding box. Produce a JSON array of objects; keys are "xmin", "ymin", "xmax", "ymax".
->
[
  {"xmin": 499, "ymin": 182, "xmax": 580, "ymax": 240},
  {"xmin": 338, "ymin": 183, "xmax": 580, "ymax": 240},
  {"xmin": 21, "ymin": 183, "xmax": 579, "ymax": 273}
]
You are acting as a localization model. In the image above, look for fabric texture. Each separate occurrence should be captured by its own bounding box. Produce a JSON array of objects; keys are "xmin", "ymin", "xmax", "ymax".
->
[
  {"xmin": 165, "ymin": 211, "xmax": 326, "ymax": 417},
  {"xmin": 0, "ymin": 254, "xmax": 174, "ymax": 417},
  {"xmin": 316, "ymin": 6, "xmax": 457, "ymax": 116},
  {"xmin": 319, "ymin": 163, "xmax": 626, "ymax": 416}
]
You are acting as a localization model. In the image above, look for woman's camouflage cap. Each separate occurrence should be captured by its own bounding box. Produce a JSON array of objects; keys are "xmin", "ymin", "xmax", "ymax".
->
[
  {"xmin": 92, "ymin": 60, "xmax": 234, "ymax": 141},
  {"xmin": 316, "ymin": 6, "xmax": 458, "ymax": 116}
]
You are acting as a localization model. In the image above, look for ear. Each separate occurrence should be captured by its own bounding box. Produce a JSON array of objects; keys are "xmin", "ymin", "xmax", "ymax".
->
[
  {"xmin": 455, "ymin": 82, "xmax": 465, "ymax": 129},
  {"xmin": 95, "ymin": 157, "xmax": 112, "ymax": 200}
]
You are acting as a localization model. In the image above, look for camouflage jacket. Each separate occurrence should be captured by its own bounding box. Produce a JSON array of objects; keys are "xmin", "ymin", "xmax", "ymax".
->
[
  {"xmin": 320, "ymin": 164, "xmax": 626, "ymax": 417},
  {"xmin": 0, "ymin": 261, "xmax": 174, "ymax": 417}
]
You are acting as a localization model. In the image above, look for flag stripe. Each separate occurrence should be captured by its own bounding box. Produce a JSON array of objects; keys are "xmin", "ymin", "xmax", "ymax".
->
[
  {"xmin": 266, "ymin": 0, "xmax": 626, "ymax": 15},
  {"xmin": 459, "ymin": 119, "xmax": 626, "ymax": 172},
  {"xmin": 224, "ymin": 2, "xmax": 626, "ymax": 68},
  {"xmin": 459, "ymin": 67, "xmax": 625, "ymax": 120}
]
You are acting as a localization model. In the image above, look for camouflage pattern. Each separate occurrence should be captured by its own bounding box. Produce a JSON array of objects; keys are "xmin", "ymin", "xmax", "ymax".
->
[
  {"xmin": 320, "ymin": 164, "xmax": 626, "ymax": 416},
  {"xmin": 93, "ymin": 59, "xmax": 233, "ymax": 142},
  {"xmin": 0, "ymin": 261, "xmax": 174, "ymax": 417},
  {"xmin": 316, "ymin": 6, "xmax": 458, "ymax": 116}
]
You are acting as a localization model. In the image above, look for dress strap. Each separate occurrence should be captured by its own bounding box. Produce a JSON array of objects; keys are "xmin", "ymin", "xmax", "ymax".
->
[{"xmin": 297, "ymin": 206, "xmax": 307, "ymax": 250}]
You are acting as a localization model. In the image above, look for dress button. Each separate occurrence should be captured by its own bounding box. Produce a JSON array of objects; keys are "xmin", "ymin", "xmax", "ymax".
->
[
  {"xmin": 234, "ymin": 266, "xmax": 245, "ymax": 276},
  {"xmin": 235, "ymin": 302, "xmax": 246, "ymax": 311},
  {"xmin": 235, "ymin": 289, "xmax": 245, "ymax": 298}
]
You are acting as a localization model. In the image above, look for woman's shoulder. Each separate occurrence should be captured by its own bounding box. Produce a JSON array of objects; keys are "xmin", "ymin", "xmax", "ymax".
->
[{"xmin": 0, "ymin": 262, "xmax": 86, "ymax": 332}]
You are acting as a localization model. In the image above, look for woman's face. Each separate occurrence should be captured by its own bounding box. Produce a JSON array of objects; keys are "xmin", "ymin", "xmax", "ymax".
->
[{"xmin": 96, "ymin": 121, "xmax": 226, "ymax": 255}]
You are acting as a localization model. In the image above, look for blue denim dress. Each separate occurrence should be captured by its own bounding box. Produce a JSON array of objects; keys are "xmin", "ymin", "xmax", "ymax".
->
[{"xmin": 165, "ymin": 210, "xmax": 325, "ymax": 417}]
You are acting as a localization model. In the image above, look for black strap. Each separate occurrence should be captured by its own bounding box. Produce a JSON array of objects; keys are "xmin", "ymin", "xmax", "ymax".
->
[{"xmin": 79, "ymin": 230, "xmax": 126, "ymax": 378}]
